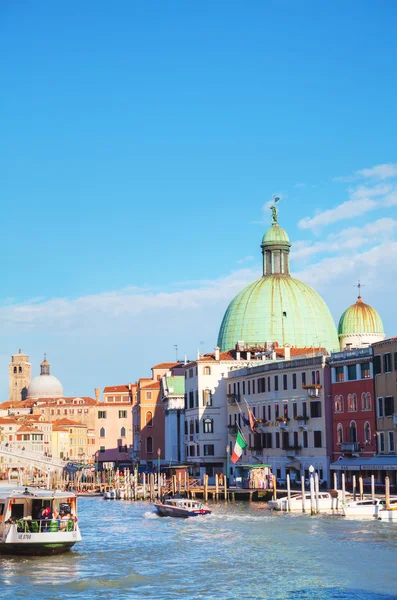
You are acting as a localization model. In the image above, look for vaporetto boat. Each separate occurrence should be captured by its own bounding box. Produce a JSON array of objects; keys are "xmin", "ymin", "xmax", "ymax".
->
[{"xmin": 0, "ymin": 485, "xmax": 82, "ymax": 555}]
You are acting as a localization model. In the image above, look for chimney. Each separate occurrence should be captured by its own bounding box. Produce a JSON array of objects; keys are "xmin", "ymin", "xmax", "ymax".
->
[
  {"xmin": 214, "ymin": 346, "xmax": 220, "ymax": 361},
  {"xmin": 284, "ymin": 346, "xmax": 291, "ymax": 360},
  {"xmin": 94, "ymin": 388, "xmax": 100, "ymax": 403},
  {"xmin": 184, "ymin": 354, "xmax": 187, "ymax": 365}
]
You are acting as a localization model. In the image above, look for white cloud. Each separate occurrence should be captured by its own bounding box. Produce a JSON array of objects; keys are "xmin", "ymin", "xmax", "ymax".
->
[
  {"xmin": 294, "ymin": 183, "xmax": 307, "ymax": 189},
  {"xmin": 335, "ymin": 163, "xmax": 397, "ymax": 182},
  {"xmin": 293, "ymin": 218, "xmax": 397, "ymax": 260},
  {"xmin": 357, "ymin": 163, "xmax": 397, "ymax": 180},
  {"xmin": 298, "ymin": 180, "xmax": 395, "ymax": 231},
  {"xmin": 298, "ymin": 197, "xmax": 378, "ymax": 230}
]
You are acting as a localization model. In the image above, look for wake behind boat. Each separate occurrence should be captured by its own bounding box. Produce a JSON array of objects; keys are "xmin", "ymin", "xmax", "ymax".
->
[
  {"xmin": 154, "ymin": 497, "xmax": 211, "ymax": 518},
  {"xmin": 0, "ymin": 485, "xmax": 82, "ymax": 555}
]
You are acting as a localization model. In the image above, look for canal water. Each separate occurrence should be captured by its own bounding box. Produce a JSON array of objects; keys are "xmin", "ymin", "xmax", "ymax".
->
[{"xmin": 1, "ymin": 498, "xmax": 397, "ymax": 600}]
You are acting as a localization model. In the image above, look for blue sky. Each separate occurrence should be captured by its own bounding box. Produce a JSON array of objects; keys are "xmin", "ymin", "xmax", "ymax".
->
[{"xmin": 1, "ymin": 1, "xmax": 397, "ymax": 398}]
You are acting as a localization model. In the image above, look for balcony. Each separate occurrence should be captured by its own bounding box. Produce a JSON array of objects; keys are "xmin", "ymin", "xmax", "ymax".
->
[
  {"xmin": 284, "ymin": 445, "xmax": 302, "ymax": 458},
  {"xmin": 275, "ymin": 417, "xmax": 290, "ymax": 428},
  {"xmin": 302, "ymin": 384, "xmax": 322, "ymax": 398},
  {"xmin": 227, "ymin": 394, "xmax": 241, "ymax": 404},
  {"xmin": 294, "ymin": 415, "xmax": 309, "ymax": 429},
  {"xmin": 227, "ymin": 424, "xmax": 238, "ymax": 435},
  {"xmin": 341, "ymin": 442, "xmax": 361, "ymax": 453}
]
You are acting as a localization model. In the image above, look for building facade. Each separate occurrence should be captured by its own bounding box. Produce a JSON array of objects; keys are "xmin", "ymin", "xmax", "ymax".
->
[
  {"xmin": 161, "ymin": 374, "xmax": 185, "ymax": 464},
  {"xmin": 96, "ymin": 384, "xmax": 135, "ymax": 470},
  {"xmin": 227, "ymin": 350, "xmax": 332, "ymax": 486},
  {"xmin": 373, "ymin": 338, "xmax": 397, "ymax": 465},
  {"xmin": 330, "ymin": 347, "xmax": 376, "ymax": 461}
]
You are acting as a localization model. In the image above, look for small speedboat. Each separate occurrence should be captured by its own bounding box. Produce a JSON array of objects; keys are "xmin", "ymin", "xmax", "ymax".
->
[
  {"xmin": 268, "ymin": 491, "xmax": 342, "ymax": 511},
  {"xmin": 154, "ymin": 497, "xmax": 211, "ymax": 518},
  {"xmin": 377, "ymin": 503, "xmax": 397, "ymax": 522},
  {"xmin": 343, "ymin": 497, "xmax": 397, "ymax": 518},
  {"xmin": 103, "ymin": 489, "xmax": 116, "ymax": 500}
]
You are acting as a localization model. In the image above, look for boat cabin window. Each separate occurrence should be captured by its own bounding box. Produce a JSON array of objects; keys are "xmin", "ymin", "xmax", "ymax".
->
[
  {"xmin": 11, "ymin": 504, "xmax": 24, "ymax": 519},
  {"xmin": 0, "ymin": 503, "xmax": 4, "ymax": 516},
  {"xmin": 59, "ymin": 502, "xmax": 71, "ymax": 516},
  {"xmin": 32, "ymin": 499, "xmax": 52, "ymax": 519}
]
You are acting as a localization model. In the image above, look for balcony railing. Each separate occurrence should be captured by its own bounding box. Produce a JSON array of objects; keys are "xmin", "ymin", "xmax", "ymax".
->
[
  {"xmin": 341, "ymin": 442, "xmax": 361, "ymax": 453},
  {"xmin": 227, "ymin": 394, "xmax": 241, "ymax": 404},
  {"xmin": 227, "ymin": 424, "xmax": 238, "ymax": 435},
  {"xmin": 284, "ymin": 445, "xmax": 302, "ymax": 458}
]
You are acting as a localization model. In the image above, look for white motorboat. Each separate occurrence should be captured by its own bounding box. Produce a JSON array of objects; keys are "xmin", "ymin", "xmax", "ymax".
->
[
  {"xmin": 268, "ymin": 491, "xmax": 342, "ymax": 511},
  {"xmin": 377, "ymin": 502, "xmax": 397, "ymax": 522},
  {"xmin": 0, "ymin": 485, "xmax": 82, "ymax": 555},
  {"xmin": 154, "ymin": 497, "xmax": 211, "ymax": 518},
  {"xmin": 103, "ymin": 488, "xmax": 116, "ymax": 500},
  {"xmin": 343, "ymin": 497, "xmax": 397, "ymax": 518}
]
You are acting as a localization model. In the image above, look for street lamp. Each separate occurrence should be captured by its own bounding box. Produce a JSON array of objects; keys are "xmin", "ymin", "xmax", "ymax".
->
[{"xmin": 226, "ymin": 444, "xmax": 230, "ymax": 487}]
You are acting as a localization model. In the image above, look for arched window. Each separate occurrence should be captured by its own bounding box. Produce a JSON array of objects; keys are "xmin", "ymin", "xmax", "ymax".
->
[
  {"xmin": 120, "ymin": 427, "xmax": 126, "ymax": 437},
  {"xmin": 337, "ymin": 423, "xmax": 343, "ymax": 445},
  {"xmin": 203, "ymin": 366, "xmax": 211, "ymax": 375},
  {"xmin": 364, "ymin": 422, "xmax": 371, "ymax": 444},
  {"xmin": 350, "ymin": 420, "xmax": 357, "ymax": 443},
  {"xmin": 348, "ymin": 394, "xmax": 357, "ymax": 412},
  {"xmin": 146, "ymin": 411, "xmax": 153, "ymax": 427},
  {"xmin": 334, "ymin": 395, "xmax": 344, "ymax": 413},
  {"xmin": 362, "ymin": 392, "xmax": 371, "ymax": 410},
  {"xmin": 13, "ymin": 367, "xmax": 17, "ymax": 373},
  {"xmin": 146, "ymin": 436, "xmax": 153, "ymax": 454},
  {"xmin": 18, "ymin": 366, "xmax": 22, "ymax": 373},
  {"xmin": 203, "ymin": 418, "xmax": 213, "ymax": 434},
  {"xmin": 100, "ymin": 427, "xmax": 105, "ymax": 438},
  {"xmin": 189, "ymin": 420, "xmax": 194, "ymax": 434}
]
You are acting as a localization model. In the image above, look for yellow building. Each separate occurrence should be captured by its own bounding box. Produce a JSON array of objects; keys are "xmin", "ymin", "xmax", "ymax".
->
[{"xmin": 52, "ymin": 418, "xmax": 90, "ymax": 463}]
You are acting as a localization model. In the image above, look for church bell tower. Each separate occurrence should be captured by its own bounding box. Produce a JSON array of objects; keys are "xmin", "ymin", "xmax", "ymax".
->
[{"xmin": 9, "ymin": 350, "xmax": 31, "ymax": 401}]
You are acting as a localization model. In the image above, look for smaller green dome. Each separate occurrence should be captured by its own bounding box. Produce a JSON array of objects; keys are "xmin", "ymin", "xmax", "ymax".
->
[
  {"xmin": 338, "ymin": 297, "xmax": 384, "ymax": 335},
  {"xmin": 261, "ymin": 224, "xmax": 291, "ymax": 247}
]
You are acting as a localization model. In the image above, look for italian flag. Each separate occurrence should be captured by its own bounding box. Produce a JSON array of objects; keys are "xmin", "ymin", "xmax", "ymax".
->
[{"xmin": 231, "ymin": 431, "xmax": 248, "ymax": 463}]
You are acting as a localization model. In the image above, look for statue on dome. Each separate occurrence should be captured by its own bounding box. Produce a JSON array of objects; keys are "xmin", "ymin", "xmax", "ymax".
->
[{"xmin": 270, "ymin": 197, "xmax": 280, "ymax": 224}]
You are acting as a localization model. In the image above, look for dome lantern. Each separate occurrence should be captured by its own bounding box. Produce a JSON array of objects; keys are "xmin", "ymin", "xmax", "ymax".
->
[
  {"xmin": 40, "ymin": 353, "xmax": 50, "ymax": 376},
  {"xmin": 261, "ymin": 198, "xmax": 291, "ymax": 276}
]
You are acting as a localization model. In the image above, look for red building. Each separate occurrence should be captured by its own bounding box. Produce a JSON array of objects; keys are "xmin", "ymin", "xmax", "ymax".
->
[{"xmin": 329, "ymin": 347, "xmax": 376, "ymax": 465}]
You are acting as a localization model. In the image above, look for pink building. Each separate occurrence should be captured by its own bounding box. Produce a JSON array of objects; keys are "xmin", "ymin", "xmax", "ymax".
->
[{"xmin": 95, "ymin": 383, "xmax": 136, "ymax": 470}]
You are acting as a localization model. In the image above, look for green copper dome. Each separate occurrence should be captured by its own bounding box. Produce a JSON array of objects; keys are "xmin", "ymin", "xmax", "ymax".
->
[
  {"xmin": 338, "ymin": 297, "xmax": 384, "ymax": 336},
  {"xmin": 217, "ymin": 275, "xmax": 339, "ymax": 351},
  {"xmin": 262, "ymin": 224, "xmax": 290, "ymax": 246},
  {"xmin": 217, "ymin": 202, "xmax": 339, "ymax": 352}
]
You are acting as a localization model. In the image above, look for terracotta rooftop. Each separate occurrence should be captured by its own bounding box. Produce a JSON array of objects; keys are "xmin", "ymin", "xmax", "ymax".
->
[
  {"xmin": 0, "ymin": 418, "xmax": 20, "ymax": 425},
  {"xmin": 103, "ymin": 384, "xmax": 132, "ymax": 393},
  {"xmin": 152, "ymin": 362, "xmax": 180, "ymax": 370},
  {"xmin": 16, "ymin": 425, "xmax": 43, "ymax": 434},
  {"xmin": 141, "ymin": 381, "xmax": 161, "ymax": 390},
  {"xmin": 52, "ymin": 418, "xmax": 87, "ymax": 428},
  {"xmin": 0, "ymin": 399, "xmax": 37, "ymax": 409},
  {"xmin": 35, "ymin": 396, "xmax": 96, "ymax": 405}
]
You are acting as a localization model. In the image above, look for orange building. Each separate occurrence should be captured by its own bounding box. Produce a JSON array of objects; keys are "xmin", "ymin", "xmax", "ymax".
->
[{"xmin": 132, "ymin": 363, "xmax": 180, "ymax": 470}]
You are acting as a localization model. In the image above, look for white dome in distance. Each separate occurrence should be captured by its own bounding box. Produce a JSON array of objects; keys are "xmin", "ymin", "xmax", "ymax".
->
[
  {"xmin": 27, "ymin": 374, "xmax": 64, "ymax": 399},
  {"xmin": 27, "ymin": 354, "xmax": 64, "ymax": 398}
]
